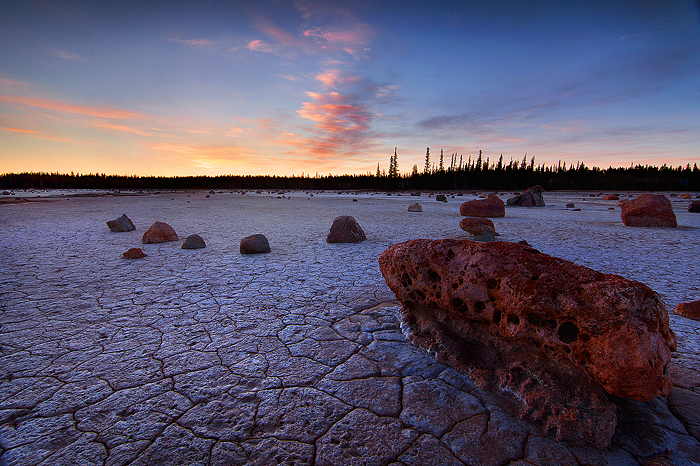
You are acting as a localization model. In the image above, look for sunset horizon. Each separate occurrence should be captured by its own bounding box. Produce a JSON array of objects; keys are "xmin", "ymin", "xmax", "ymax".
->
[{"xmin": 1, "ymin": 0, "xmax": 699, "ymax": 177}]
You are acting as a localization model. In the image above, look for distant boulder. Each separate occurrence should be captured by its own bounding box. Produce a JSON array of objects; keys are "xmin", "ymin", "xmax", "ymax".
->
[
  {"xmin": 107, "ymin": 214, "xmax": 135, "ymax": 232},
  {"xmin": 618, "ymin": 194, "xmax": 676, "ymax": 227},
  {"xmin": 459, "ymin": 217, "xmax": 496, "ymax": 241},
  {"xmin": 679, "ymin": 194, "xmax": 691, "ymax": 199},
  {"xmin": 240, "ymin": 234, "xmax": 270, "ymax": 254},
  {"xmin": 327, "ymin": 215, "xmax": 366, "ymax": 243},
  {"xmin": 566, "ymin": 203, "xmax": 575, "ymax": 208},
  {"xmin": 182, "ymin": 234, "xmax": 206, "ymax": 249},
  {"xmin": 602, "ymin": 194, "xmax": 619, "ymax": 201},
  {"xmin": 122, "ymin": 248, "xmax": 147, "ymax": 259},
  {"xmin": 507, "ymin": 185, "xmax": 545, "ymax": 207},
  {"xmin": 435, "ymin": 194, "xmax": 447, "ymax": 202},
  {"xmin": 689, "ymin": 201, "xmax": 700, "ymax": 213},
  {"xmin": 142, "ymin": 222, "xmax": 178, "ymax": 243},
  {"xmin": 408, "ymin": 203, "xmax": 422, "ymax": 212},
  {"xmin": 675, "ymin": 300, "xmax": 700, "ymax": 321},
  {"xmin": 459, "ymin": 194, "xmax": 505, "ymax": 218}
]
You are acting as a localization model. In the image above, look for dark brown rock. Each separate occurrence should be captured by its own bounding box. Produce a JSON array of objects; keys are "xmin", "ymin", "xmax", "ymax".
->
[
  {"xmin": 142, "ymin": 222, "xmax": 178, "ymax": 243},
  {"xmin": 326, "ymin": 216, "xmax": 366, "ymax": 243},
  {"xmin": 566, "ymin": 203, "xmax": 575, "ymax": 208},
  {"xmin": 602, "ymin": 194, "xmax": 620, "ymax": 200},
  {"xmin": 436, "ymin": 194, "xmax": 447, "ymax": 202},
  {"xmin": 378, "ymin": 239, "xmax": 676, "ymax": 448},
  {"xmin": 459, "ymin": 194, "xmax": 505, "ymax": 218},
  {"xmin": 408, "ymin": 203, "xmax": 422, "ymax": 212},
  {"xmin": 675, "ymin": 300, "xmax": 700, "ymax": 321},
  {"xmin": 122, "ymin": 248, "xmax": 147, "ymax": 259},
  {"xmin": 459, "ymin": 218, "xmax": 496, "ymax": 241},
  {"xmin": 689, "ymin": 201, "xmax": 700, "ymax": 213},
  {"xmin": 182, "ymin": 234, "xmax": 206, "ymax": 249},
  {"xmin": 507, "ymin": 185, "xmax": 545, "ymax": 207},
  {"xmin": 619, "ymin": 194, "xmax": 677, "ymax": 227},
  {"xmin": 240, "ymin": 234, "xmax": 270, "ymax": 254},
  {"xmin": 107, "ymin": 214, "xmax": 135, "ymax": 232}
]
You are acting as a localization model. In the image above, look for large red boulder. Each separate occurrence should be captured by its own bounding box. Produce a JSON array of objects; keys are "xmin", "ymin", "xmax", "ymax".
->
[
  {"xmin": 142, "ymin": 222, "xmax": 178, "ymax": 243},
  {"xmin": 459, "ymin": 194, "xmax": 505, "ymax": 217},
  {"xmin": 326, "ymin": 216, "xmax": 366, "ymax": 243},
  {"xmin": 618, "ymin": 194, "xmax": 677, "ymax": 227},
  {"xmin": 378, "ymin": 239, "xmax": 676, "ymax": 448}
]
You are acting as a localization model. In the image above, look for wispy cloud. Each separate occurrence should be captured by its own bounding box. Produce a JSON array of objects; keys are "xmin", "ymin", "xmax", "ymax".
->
[
  {"xmin": 246, "ymin": 39, "xmax": 279, "ymax": 54},
  {"xmin": 0, "ymin": 126, "xmax": 79, "ymax": 143},
  {"xmin": 47, "ymin": 49, "xmax": 83, "ymax": 60},
  {"xmin": 0, "ymin": 95, "xmax": 147, "ymax": 120},
  {"xmin": 0, "ymin": 77, "xmax": 31, "ymax": 89},
  {"xmin": 315, "ymin": 70, "xmax": 360, "ymax": 87},
  {"xmin": 91, "ymin": 123, "xmax": 153, "ymax": 136}
]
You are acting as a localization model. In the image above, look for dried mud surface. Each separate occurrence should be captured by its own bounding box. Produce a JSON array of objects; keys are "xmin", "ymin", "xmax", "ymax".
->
[{"xmin": 1, "ymin": 190, "xmax": 699, "ymax": 465}]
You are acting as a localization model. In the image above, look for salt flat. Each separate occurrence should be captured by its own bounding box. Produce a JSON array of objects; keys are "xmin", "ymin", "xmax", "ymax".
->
[{"xmin": 0, "ymin": 190, "xmax": 698, "ymax": 465}]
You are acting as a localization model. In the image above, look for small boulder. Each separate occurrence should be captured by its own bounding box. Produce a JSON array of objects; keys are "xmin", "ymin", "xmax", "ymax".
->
[
  {"xmin": 566, "ymin": 203, "xmax": 575, "ymax": 208},
  {"xmin": 326, "ymin": 216, "xmax": 366, "ymax": 243},
  {"xmin": 122, "ymin": 248, "xmax": 147, "ymax": 259},
  {"xmin": 618, "ymin": 194, "xmax": 677, "ymax": 227},
  {"xmin": 436, "ymin": 194, "xmax": 447, "ymax": 202},
  {"xmin": 507, "ymin": 185, "xmax": 545, "ymax": 207},
  {"xmin": 679, "ymin": 194, "xmax": 691, "ymax": 199},
  {"xmin": 142, "ymin": 222, "xmax": 178, "ymax": 243},
  {"xmin": 107, "ymin": 214, "xmax": 135, "ymax": 232},
  {"xmin": 408, "ymin": 203, "xmax": 422, "ymax": 212},
  {"xmin": 689, "ymin": 201, "xmax": 700, "ymax": 213},
  {"xmin": 240, "ymin": 234, "xmax": 270, "ymax": 254},
  {"xmin": 602, "ymin": 194, "xmax": 619, "ymax": 200},
  {"xmin": 182, "ymin": 234, "xmax": 206, "ymax": 249},
  {"xmin": 460, "ymin": 194, "xmax": 505, "ymax": 218},
  {"xmin": 459, "ymin": 217, "xmax": 496, "ymax": 241},
  {"xmin": 675, "ymin": 300, "xmax": 700, "ymax": 321}
]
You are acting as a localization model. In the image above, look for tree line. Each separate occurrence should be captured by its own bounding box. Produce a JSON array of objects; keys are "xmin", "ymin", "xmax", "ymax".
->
[{"xmin": 2, "ymin": 152, "xmax": 699, "ymax": 192}]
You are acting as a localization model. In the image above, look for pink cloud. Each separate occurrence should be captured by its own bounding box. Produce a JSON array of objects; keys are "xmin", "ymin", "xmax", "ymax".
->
[
  {"xmin": 172, "ymin": 38, "xmax": 215, "ymax": 47},
  {"xmin": 247, "ymin": 39, "xmax": 278, "ymax": 54},
  {"xmin": 0, "ymin": 126, "xmax": 79, "ymax": 143},
  {"xmin": 315, "ymin": 70, "xmax": 360, "ymax": 87},
  {"xmin": 91, "ymin": 123, "xmax": 153, "ymax": 136}
]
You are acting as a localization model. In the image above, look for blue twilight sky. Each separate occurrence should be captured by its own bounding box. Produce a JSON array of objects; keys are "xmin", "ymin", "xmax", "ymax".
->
[{"xmin": 1, "ymin": 0, "xmax": 699, "ymax": 176}]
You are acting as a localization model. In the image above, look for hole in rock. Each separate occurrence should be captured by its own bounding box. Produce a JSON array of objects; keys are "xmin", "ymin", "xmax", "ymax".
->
[
  {"xmin": 486, "ymin": 278, "xmax": 499, "ymax": 289},
  {"xmin": 531, "ymin": 275, "xmax": 539, "ymax": 281},
  {"xmin": 475, "ymin": 301, "xmax": 486, "ymax": 312},
  {"xmin": 401, "ymin": 273, "xmax": 412, "ymax": 288},
  {"xmin": 493, "ymin": 309, "xmax": 502, "ymax": 325},
  {"xmin": 557, "ymin": 322, "xmax": 579, "ymax": 343},
  {"xmin": 428, "ymin": 271, "xmax": 441, "ymax": 283},
  {"xmin": 507, "ymin": 315, "xmax": 520, "ymax": 325},
  {"xmin": 452, "ymin": 283, "xmax": 459, "ymax": 289},
  {"xmin": 489, "ymin": 296, "xmax": 496, "ymax": 302},
  {"xmin": 447, "ymin": 249, "xmax": 456, "ymax": 260}
]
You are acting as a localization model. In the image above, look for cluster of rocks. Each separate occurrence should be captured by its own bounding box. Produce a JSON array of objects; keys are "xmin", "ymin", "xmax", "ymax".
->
[
  {"xmin": 378, "ymin": 239, "xmax": 677, "ymax": 448},
  {"xmin": 110, "ymin": 214, "xmax": 368, "ymax": 259}
]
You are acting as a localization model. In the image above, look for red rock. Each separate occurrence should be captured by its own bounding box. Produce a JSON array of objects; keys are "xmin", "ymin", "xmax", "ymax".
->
[
  {"xmin": 680, "ymin": 194, "xmax": 691, "ymax": 199},
  {"xmin": 618, "ymin": 194, "xmax": 677, "ymax": 227},
  {"xmin": 602, "ymin": 194, "xmax": 619, "ymax": 200},
  {"xmin": 326, "ymin": 216, "xmax": 366, "ymax": 243},
  {"xmin": 240, "ymin": 234, "xmax": 270, "ymax": 254},
  {"xmin": 142, "ymin": 222, "xmax": 178, "ymax": 243},
  {"xmin": 689, "ymin": 201, "xmax": 700, "ymax": 213},
  {"xmin": 408, "ymin": 203, "xmax": 422, "ymax": 212},
  {"xmin": 675, "ymin": 300, "xmax": 700, "ymax": 321},
  {"xmin": 378, "ymin": 239, "xmax": 676, "ymax": 448},
  {"xmin": 122, "ymin": 248, "xmax": 147, "ymax": 259},
  {"xmin": 459, "ymin": 218, "xmax": 496, "ymax": 240},
  {"xmin": 459, "ymin": 194, "xmax": 505, "ymax": 218}
]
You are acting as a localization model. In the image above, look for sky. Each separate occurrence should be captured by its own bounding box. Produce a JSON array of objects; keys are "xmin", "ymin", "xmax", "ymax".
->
[{"xmin": 1, "ymin": 0, "xmax": 699, "ymax": 177}]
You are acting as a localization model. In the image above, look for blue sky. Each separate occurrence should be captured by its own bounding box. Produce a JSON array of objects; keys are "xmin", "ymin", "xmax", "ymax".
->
[{"xmin": 1, "ymin": 0, "xmax": 699, "ymax": 176}]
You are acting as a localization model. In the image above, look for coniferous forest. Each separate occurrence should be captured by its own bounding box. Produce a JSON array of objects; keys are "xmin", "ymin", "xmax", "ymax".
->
[{"xmin": 1, "ymin": 152, "xmax": 699, "ymax": 192}]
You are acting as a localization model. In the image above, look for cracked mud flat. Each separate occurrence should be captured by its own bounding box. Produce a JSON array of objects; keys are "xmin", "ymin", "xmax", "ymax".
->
[{"xmin": 1, "ymin": 190, "xmax": 699, "ymax": 466}]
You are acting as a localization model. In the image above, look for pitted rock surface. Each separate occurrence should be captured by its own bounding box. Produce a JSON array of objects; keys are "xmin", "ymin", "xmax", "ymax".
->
[
  {"xmin": 378, "ymin": 239, "xmax": 677, "ymax": 448},
  {"xmin": 1, "ymin": 191, "xmax": 699, "ymax": 465}
]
